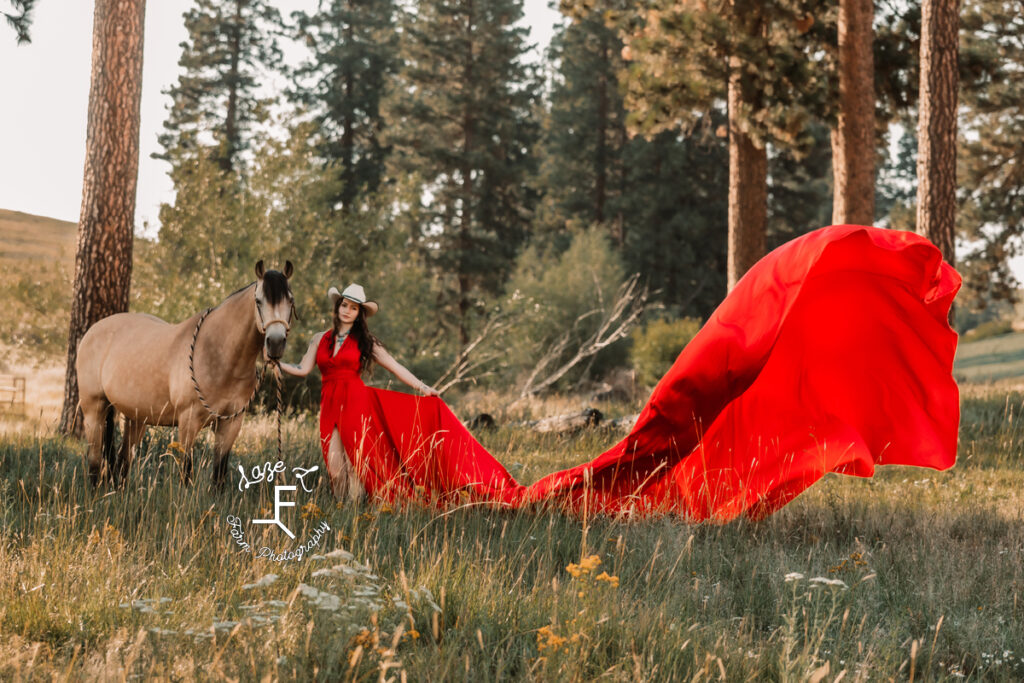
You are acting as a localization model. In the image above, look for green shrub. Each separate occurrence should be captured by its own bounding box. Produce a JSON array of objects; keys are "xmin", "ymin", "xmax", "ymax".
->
[
  {"xmin": 630, "ymin": 316, "xmax": 702, "ymax": 388},
  {"xmin": 4, "ymin": 261, "xmax": 71, "ymax": 358},
  {"xmin": 493, "ymin": 226, "xmax": 635, "ymax": 392}
]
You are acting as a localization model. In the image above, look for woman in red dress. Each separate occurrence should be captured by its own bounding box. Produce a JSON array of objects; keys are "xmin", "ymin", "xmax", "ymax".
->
[
  {"xmin": 280, "ymin": 226, "xmax": 961, "ymax": 521},
  {"xmin": 279, "ymin": 284, "xmax": 440, "ymax": 500}
]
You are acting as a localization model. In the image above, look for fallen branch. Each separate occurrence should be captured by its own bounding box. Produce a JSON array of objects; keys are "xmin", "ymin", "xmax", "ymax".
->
[
  {"xmin": 518, "ymin": 274, "xmax": 648, "ymax": 399},
  {"xmin": 434, "ymin": 310, "xmax": 514, "ymax": 394}
]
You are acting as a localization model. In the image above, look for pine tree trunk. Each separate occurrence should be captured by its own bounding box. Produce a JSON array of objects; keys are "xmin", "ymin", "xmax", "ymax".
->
[
  {"xmin": 832, "ymin": 0, "xmax": 875, "ymax": 226},
  {"xmin": 727, "ymin": 52, "xmax": 767, "ymax": 292},
  {"xmin": 221, "ymin": 0, "xmax": 242, "ymax": 173},
  {"xmin": 594, "ymin": 32, "xmax": 608, "ymax": 230},
  {"xmin": 59, "ymin": 0, "xmax": 146, "ymax": 434},
  {"xmin": 916, "ymin": 0, "xmax": 959, "ymax": 267},
  {"xmin": 342, "ymin": 0, "xmax": 355, "ymax": 211},
  {"xmin": 458, "ymin": 0, "xmax": 476, "ymax": 348}
]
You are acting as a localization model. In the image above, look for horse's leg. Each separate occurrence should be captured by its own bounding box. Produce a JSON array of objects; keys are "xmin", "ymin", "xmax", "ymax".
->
[
  {"xmin": 177, "ymin": 411, "xmax": 205, "ymax": 485},
  {"xmin": 80, "ymin": 395, "xmax": 111, "ymax": 487},
  {"xmin": 211, "ymin": 416, "xmax": 244, "ymax": 491},
  {"xmin": 328, "ymin": 428, "xmax": 365, "ymax": 503},
  {"xmin": 115, "ymin": 418, "xmax": 147, "ymax": 486}
]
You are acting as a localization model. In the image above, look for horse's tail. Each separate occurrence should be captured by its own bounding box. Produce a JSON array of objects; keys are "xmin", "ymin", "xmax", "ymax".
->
[{"xmin": 102, "ymin": 406, "xmax": 116, "ymax": 472}]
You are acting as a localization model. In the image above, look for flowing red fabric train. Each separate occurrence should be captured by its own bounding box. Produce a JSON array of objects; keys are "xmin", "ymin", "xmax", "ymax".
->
[{"xmin": 318, "ymin": 225, "xmax": 961, "ymax": 521}]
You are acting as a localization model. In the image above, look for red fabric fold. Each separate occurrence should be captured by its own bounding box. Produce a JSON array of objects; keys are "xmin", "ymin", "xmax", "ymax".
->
[{"xmin": 318, "ymin": 225, "xmax": 961, "ymax": 521}]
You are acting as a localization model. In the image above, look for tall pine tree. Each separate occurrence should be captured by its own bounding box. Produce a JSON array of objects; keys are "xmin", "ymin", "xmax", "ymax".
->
[
  {"xmin": 384, "ymin": 0, "xmax": 541, "ymax": 345},
  {"xmin": 536, "ymin": 13, "xmax": 628, "ymax": 246},
  {"xmin": 537, "ymin": 12, "xmax": 729, "ymax": 318},
  {"xmin": 157, "ymin": 0, "xmax": 282, "ymax": 172},
  {"xmin": 291, "ymin": 0, "xmax": 400, "ymax": 212},
  {"xmin": 916, "ymin": 0, "xmax": 959, "ymax": 267},
  {"xmin": 602, "ymin": 0, "xmax": 833, "ymax": 290},
  {"xmin": 4, "ymin": 0, "xmax": 34, "ymax": 43},
  {"xmin": 832, "ymin": 0, "xmax": 875, "ymax": 225},
  {"xmin": 958, "ymin": 0, "xmax": 1024, "ymax": 310},
  {"xmin": 61, "ymin": 0, "xmax": 146, "ymax": 433}
]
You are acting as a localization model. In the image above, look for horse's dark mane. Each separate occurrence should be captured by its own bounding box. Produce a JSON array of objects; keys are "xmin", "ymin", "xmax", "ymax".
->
[
  {"xmin": 226, "ymin": 282, "xmax": 253, "ymax": 300},
  {"xmin": 261, "ymin": 270, "xmax": 290, "ymax": 305},
  {"xmin": 225, "ymin": 270, "xmax": 290, "ymax": 305}
]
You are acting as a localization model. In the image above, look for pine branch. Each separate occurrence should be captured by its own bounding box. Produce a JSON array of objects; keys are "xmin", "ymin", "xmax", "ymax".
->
[{"xmin": 4, "ymin": 0, "xmax": 35, "ymax": 45}]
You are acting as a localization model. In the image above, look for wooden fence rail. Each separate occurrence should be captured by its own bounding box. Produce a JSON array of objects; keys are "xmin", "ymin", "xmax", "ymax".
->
[{"xmin": 0, "ymin": 375, "xmax": 26, "ymax": 415}]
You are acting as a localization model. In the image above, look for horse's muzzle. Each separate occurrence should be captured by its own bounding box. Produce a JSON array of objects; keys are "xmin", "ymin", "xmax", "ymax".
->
[{"xmin": 265, "ymin": 330, "xmax": 287, "ymax": 360}]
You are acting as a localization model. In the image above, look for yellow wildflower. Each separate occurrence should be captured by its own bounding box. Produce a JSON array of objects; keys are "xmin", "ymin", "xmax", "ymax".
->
[
  {"xmin": 566, "ymin": 554, "xmax": 602, "ymax": 578},
  {"xmin": 536, "ymin": 625, "xmax": 568, "ymax": 652},
  {"xmin": 595, "ymin": 571, "xmax": 620, "ymax": 588}
]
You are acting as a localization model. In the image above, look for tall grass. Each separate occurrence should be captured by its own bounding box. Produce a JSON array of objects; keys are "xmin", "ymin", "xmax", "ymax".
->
[{"xmin": 1, "ymin": 391, "xmax": 1023, "ymax": 680}]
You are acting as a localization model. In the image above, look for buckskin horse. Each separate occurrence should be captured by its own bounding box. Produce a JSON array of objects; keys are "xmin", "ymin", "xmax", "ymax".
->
[{"xmin": 76, "ymin": 261, "xmax": 296, "ymax": 487}]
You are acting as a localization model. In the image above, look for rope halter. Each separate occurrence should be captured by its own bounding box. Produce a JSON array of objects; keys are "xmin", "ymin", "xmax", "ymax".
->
[{"xmin": 254, "ymin": 285, "xmax": 295, "ymax": 335}]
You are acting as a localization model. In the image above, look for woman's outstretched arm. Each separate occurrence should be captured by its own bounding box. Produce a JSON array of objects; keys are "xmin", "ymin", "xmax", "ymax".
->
[
  {"xmin": 372, "ymin": 344, "xmax": 440, "ymax": 396},
  {"xmin": 278, "ymin": 331, "xmax": 326, "ymax": 378}
]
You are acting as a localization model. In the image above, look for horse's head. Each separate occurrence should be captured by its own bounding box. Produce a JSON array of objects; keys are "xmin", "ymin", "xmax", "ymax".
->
[{"xmin": 254, "ymin": 260, "xmax": 296, "ymax": 361}]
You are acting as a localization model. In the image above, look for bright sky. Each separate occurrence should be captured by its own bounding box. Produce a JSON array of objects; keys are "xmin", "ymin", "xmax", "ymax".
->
[{"xmin": 0, "ymin": 0, "xmax": 563, "ymax": 233}]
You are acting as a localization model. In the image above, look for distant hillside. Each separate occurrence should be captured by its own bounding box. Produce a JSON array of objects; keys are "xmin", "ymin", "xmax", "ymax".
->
[
  {"xmin": 0, "ymin": 208, "xmax": 77, "ymax": 267},
  {"xmin": 2, "ymin": 209, "xmax": 76, "ymax": 361}
]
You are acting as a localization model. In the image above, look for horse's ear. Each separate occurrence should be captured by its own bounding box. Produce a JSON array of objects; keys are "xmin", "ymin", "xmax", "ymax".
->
[
  {"xmin": 255, "ymin": 260, "xmax": 265, "ymax": 279},
  {"xmin": 284, "ymin": 260, "xmax": 293, "ymax": 279}
]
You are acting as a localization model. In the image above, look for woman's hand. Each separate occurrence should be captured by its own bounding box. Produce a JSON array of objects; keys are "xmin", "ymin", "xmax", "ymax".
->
[
  {"xmin": 276, "ymin": 333, "xmax": 323, "ymax": 378},
  {"xmin": 419, "ymin": 382, "xmax": 440, "ymax": 397}
]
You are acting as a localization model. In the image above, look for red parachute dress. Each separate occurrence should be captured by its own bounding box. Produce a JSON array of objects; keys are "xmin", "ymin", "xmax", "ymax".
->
[
  {"xmin": 317, "ymin": 332, "xmax": 523, "ymax": 505},
  {"xmin": 317, "ymin": 225, "xmax": 961, "ymax": 521}
]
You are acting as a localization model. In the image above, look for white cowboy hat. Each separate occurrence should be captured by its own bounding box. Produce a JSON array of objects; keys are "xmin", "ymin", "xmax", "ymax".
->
[{"xmin": 328, "ymin": 283, "xmax": 379, "ymax": 317}]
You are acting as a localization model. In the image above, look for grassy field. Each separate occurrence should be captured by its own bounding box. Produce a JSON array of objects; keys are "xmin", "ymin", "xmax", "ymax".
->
[
  {"xmin": 1, "ymin": 386, "xmax": 1023, "ymax": 681},
  {"xmin": 955, "ymin": 331, "xmax": 1024, "ymax": 385},
  {"xmin": 2, "ymin": 208, "xmax": 1023, "ymax": 679}
]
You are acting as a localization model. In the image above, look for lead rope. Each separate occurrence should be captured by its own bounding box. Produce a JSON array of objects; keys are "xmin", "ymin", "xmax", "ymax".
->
[
  {"xmin": 189, "ymin": 306, "xmax": 265, "ymax": 421},
  {"xmin": 271, "ymin": 360, "xmax": 284, "ymax": 460}
]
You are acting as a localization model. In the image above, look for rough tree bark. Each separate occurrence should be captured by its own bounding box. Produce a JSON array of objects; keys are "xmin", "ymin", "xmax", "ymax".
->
[
  {"xmin": 726, "ymin": 34, "xmax": 767, "ymax": 292},
  {"xmin": 916, "ymin": 0, "xmax": 959, "ymax": 267},
  {"xmin": 60, "ymin": 0, "xmax": 146, "ymax": 434},
  {"xmin": 831, "ymin": 0, "xmax": 876, "ymax": 226}
]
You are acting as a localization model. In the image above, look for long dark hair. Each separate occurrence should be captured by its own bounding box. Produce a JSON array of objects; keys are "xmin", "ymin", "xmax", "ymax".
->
[{"xmin": 332, "ymin": 298, "xmax": 380, "ymax": 375}]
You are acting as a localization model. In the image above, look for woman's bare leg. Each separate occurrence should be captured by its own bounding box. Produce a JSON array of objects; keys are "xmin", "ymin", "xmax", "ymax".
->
[{"xmin": 327, "ymin": 428, "xmax": 365, "ymax": 503}]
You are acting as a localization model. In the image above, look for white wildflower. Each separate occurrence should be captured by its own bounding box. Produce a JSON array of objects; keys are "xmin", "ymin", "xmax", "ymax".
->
[
  {"xmin": 298, "ymin": 583, "xmax": 343, "ymax": 611},
  {"xmin": 325, "ymin": 549, "xmax": 354, "ymax": 562},
  {"xmin": 241, "ymin": 574, "xmax": 278, "ymax": 590}
]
